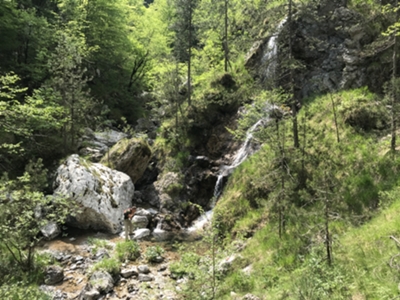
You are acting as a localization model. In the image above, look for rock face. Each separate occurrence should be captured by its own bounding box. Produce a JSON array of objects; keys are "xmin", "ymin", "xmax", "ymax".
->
[
  {"xmin": 100, "ymin": 138, "xmax": 152, "ymax": 184},
  {"xmin": 245, "ymin": 1, "xmax": 390, "ymax": 97},
  {"xmin": 53, "ymin": 154, "xmax": 135, "ymax": 234},
  {"xmin": 78, "ymin": 128, "xmax": 127, "ymax": 162}
]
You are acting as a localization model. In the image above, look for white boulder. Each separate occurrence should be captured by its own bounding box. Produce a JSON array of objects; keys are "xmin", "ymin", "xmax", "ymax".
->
[{"xmin": 53, "ymin": 154, "xmax": 134, "ymax": 234}]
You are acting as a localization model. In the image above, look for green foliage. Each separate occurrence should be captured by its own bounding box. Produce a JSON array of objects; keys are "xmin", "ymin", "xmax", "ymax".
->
[
  {"xmin": 115, "ymin": 240, "xmax": 141, "ymax": 262},
  {"xmin": 170, "ymin": 251, "xmax": 201, "ymax": 278},
  {"xmin": 291, "ymin": 251, "xmax": 350, "ymax": 299},
  {"xmin": 0, "ymin": 74, "xmax": 65, "ymax": 172},
  {"xmin": 337, "ymin": 87, "xmax": 388, "ymax": 131},
  {"xmin": 0, "ymin": 159, "xmax": 78, "ymax": 273},
  {"xmin": 89, "ymin": 257, "xmax": 121, "ymax": 276},
  {"xmin": 87, "ymin": 238, "xmax": 113, "ymax": 255},
  {"xmin": 0, "ymin": 280, "xmax": 50, "ymax": 300},
  {"xmin": 145, "ymin": 246, "xmax": 165, "ymax": 263},
  {"xmin": 211, "ymin": 85, "xmax": 400, "ymax": 298}
]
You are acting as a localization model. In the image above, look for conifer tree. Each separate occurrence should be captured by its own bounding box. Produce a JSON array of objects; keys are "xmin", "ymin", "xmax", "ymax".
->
[
  {"xmin": 173, "ymin": 0, "xmax": 198, "ymax": 107},
  {"xmin": 46, "ymin": 31, "xmax": 94, "ymax": 153}
]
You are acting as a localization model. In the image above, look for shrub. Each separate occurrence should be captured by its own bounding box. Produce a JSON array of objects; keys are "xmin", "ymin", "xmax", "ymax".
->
[
  {"xmin": 90, "ymin": 257, "xmax": 121, "ymax": 276},
  {"xmin": 0, "ymin": 282, "xmax": 50, "ymax": 300},
  {"xmin": 115, "ymin": 240, "xmax": 140, "ymax": 262},
  {"xmin": 145, "ymin": 246, "xmax": 165, "ymax": 263},
  {"xmin": 169, "ymin": 252, "xmax": 200, "ymax": 278},
  {"xmin": 337, "ymin": 88, "xmax": 388, "ymax": 131}
]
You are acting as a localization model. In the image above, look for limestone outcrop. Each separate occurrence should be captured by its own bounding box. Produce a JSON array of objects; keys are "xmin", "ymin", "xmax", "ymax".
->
[{"xmin": 53, "ymin": 154, "xmax": 135, "ymax": 234}]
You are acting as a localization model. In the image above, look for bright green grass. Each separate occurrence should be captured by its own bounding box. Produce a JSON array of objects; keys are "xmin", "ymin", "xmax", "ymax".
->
[{"xmin": 213, "ymin": 87, "xmax": 400, "ymax": 299}]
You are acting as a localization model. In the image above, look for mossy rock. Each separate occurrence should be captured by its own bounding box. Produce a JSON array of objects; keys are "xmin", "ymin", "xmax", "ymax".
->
[
  {"xmin": 100, "ymin": 138, "xmax": 152, "ymax": 183},
  {"xmin": 338, "ymin": 90, "xmax": 389, "ymax": 131}
]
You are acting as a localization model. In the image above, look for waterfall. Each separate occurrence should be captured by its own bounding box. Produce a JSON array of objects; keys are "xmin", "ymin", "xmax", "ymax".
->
[
  {"xmin": 187, "ymin": 115, "xmax": 271, "ymax": 232},
  {"xmin": 261, "ymin": 17, "xmax": 287, "ymax": 80},
  {"xmin": 187, "ymin": 19, "xmax": 286, "ymax": 233}
]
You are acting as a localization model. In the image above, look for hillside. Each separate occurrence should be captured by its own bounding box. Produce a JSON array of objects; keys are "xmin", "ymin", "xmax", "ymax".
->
[{"xmin": 2, "ymin": 0, "xmax": 400, "ymax": 299}]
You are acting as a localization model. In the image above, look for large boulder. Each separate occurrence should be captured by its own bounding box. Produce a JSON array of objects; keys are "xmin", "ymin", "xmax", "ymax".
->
[
  {"xmin": 100, "ymin": 138, "xmax": 152, "ymax": 183},
  {"xmin": 78, "ymin": 128, "xmax": 127, "ymax": 162},
  {"xmin": 53, "ymin": 154, "xmax": 134, "ymax": 234}
]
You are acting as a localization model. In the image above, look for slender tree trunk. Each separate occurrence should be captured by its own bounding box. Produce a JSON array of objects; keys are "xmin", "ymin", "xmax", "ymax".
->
[
  {"xmin": 276, "ymin": 119, "xmax": 285, "ymax": 239},
  {"xmin": 325, "ymin": 197, "xmax": 332, "ymax": 266},
  {"xmin": 288, "ymin": 0, "xmax": 299, "ymax": 148},
  {"xmin": 187, "ymin": 0, "xmax": 192, "ymax": 107},
  {"xmin": 212, "ymin": 230, "xmax": 216, "ymax": 299},
  {"xmin": 330, "ymin": 92, "xmax": 340, "ymax": 143},
  {"xmin": 224, "ymin": 0, "xmax": 229, "ymax": 72},
  {"xmin": 391, "ymin": 0, "xmax": 398, "ymax": 155},
  {"xmin": 71, "ymin": 95, "xmax": 75, "ymax": 150},
  {"xmin": 299, "ymin": 111, "xmax": 307, "ymax": 190}
]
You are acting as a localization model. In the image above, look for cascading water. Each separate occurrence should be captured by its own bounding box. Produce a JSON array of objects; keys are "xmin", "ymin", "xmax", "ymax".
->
[
  {"xmin": 188, "ymin": 19, "xmax": 286, "ymax": 233},
  {"xmin": 188, "ymin": 105, "xmax": 274, "ymax": 233},
  {"xmin": 261, "ymin": 17, "xmax": 287, "ymax": 81}
]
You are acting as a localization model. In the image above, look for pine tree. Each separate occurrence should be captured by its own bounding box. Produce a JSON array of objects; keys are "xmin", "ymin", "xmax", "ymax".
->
[
  {"xmin": 173, "ymin": 0, "xmax": 198, "ymax": 107},
  {"xmin": 46, "ymin": 31, "xmax": 94, "ymax": 153}
]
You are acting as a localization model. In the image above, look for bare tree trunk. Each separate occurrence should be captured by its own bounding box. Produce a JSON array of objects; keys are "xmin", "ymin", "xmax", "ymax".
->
[
  {"xmin": 325, "ymin": 196, "xmax": 332, "ymax": 266},
  {"xmin": 224, "ymin": 0, "xmax": 229, "ymax": 72},
  {"xmin": 330, "ymin": 92, "xmax": 340, "ymax": 143},
  {"xmin": 188, "ymin": 0, "xmax": 192, "ymax": 107},
  {"xmin": 70, "ymin": 95, "xmax": 75, "ymax": 150},
  {"xmin": 391, "ymin": 0, "xmax": 398, "ymax": 155},
  {"xmin": 276, "ymin": 118, "xmax": 286, "ymax": 239},
  {"xmin": 288, "ymin": 0, "xmax": 299, "ymax": 148}
]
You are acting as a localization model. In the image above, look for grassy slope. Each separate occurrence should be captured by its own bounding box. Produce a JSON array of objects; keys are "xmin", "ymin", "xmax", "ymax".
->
[{"xmin": 213, "ymin": 87, "xmax": 400, "ymax": 299}]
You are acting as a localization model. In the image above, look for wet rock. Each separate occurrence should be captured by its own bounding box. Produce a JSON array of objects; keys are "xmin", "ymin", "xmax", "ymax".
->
[{"xmin": 132, "ymin": 228, "xmax": 150, "ymax": 240}]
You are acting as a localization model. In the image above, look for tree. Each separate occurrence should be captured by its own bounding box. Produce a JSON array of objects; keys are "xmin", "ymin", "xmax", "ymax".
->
[
  {"xmin": 46, "ymin": 30, "xmax": 95, "ymax": 153},
  {"xmin": 288, "ymin": 0, "xmax": 300, "ymax": 149},
  {"xmin": 0, "ymin": 73, "xmax": 64, "ymax": 173},
  {"xmin": 173, "ymin": 0, "xmax": 198, "ymax": 107},
  {"xmin": 391, "ymin": 0, "xmax": 399, "ymax": 155},
  {"xmin": 0, "ymin": 159, "xmax": 77, "ymax": 273}
]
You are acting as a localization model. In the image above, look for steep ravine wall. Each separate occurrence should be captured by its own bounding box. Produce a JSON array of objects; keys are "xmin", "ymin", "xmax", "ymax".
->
[{"xmin": 246, "ymin": 0, "xmax": 394, "ymax": 98}]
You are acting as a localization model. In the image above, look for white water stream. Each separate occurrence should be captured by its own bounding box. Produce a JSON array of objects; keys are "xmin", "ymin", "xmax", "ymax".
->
[
  {"xmin": 188, "ymin": 19, "xmax": 286, "ymax": 233},
  {"xmin": 261, "ymin": 17, "xmax": 287, "ymax": 80}
]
